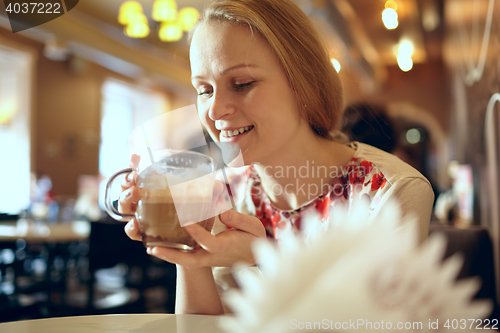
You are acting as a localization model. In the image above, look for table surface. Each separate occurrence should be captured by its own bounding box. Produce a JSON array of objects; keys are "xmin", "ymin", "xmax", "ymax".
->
[
  {"xmin": 0, "ymin": 219, "xmax": 90, "ymax": 242},
  {"xmin": 0, "ymin": 314, "xmax": 226, "ymax": 333}
]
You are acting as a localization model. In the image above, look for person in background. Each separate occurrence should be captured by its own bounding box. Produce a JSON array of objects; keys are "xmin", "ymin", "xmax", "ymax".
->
[
  {"xmin": 342, "ymin": 102, "xmax": 439, "ymax": 208},
  {"xmin": 341, "ymin": 103, "xmax": 397, "ymax": 154},
  {"xmin": 118, "ymin": 0, "xmax": 434, "ymax": 315}
]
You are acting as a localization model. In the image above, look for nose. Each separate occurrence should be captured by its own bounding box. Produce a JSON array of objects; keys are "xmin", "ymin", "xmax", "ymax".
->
[{"xmin": 208, "ymin": 90, "xmax": 236, "ymax": 121}]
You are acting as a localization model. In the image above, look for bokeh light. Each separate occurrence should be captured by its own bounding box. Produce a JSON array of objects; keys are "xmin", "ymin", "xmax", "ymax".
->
[
  {"xmin": 178, "ymin": 7, "xmax": 200, "ymax": 31},
  {"xmin": 385, "ymin": 0, "xmax": 398, "ymax": 11},
  {"xmin": 152, "ymin": 0, "xmax": 177, "ymax": 22},
  {"xmin": 124, "ymin": 21, "xmax": 150, "ymax": 38},
  {"xmin": 331, "ymin": 58, "xmax": 341, "ymax": 73},
  {"xmin": 382, "ymin": 8, "xmax": 398, "ymax": 30},
  {"xmin": 118, "ymin": 1, "xmax": 143, "ymax": 25},
  {"xmin": 159, "ymin": 23, "xmax": 183, "ymax": 42},
  {"xmin": 406, "ymin": 128, "xmax": 421, "ymax": 144}
]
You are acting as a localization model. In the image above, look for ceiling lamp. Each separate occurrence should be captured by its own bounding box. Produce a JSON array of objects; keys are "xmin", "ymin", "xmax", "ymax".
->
[
  {"xmin": 382, "ymin": 0, "xmax": 398, "ymax": 30},
  {"xmin": 124, "ymin": 19, "xmax": 150, "ymax": 38},
  {"xmin": 382, "ymin": 8, "xmax": 398, "ymax": 29},
  {"xmin": 398, "ymin": 40, "xmax": 414, "ymax": 56},
  {"xmin": 385, "ymin": 0, "xmax": 398, "ymax": 11},
  {"xmin": 118, "ymin": 0, "xmax": 200, "ymax": 42},
  {"xmin": 397, "ymin": 39, "xmax": 414, "ymax": 72},
  {"xmin": 178, "ymin": 7, "xmax": 200, "ymax": 31},
  {"xmin": 152, "ymin": 0, "xmax": 177, "ymax": 22},
  {"xmin": 397, "ymin": 54, "xmax": 413, "ymax": 72},
  {"xmin": 119, "ymin": 1, "xmax": 144, "ymax": 25},
  {"xmin": 159, "ymin": 22, "xmax": 183, "ymax": 42},
  {"xmin": 119, "ymin": 1, "xmax": 150, "ymax": 38}
]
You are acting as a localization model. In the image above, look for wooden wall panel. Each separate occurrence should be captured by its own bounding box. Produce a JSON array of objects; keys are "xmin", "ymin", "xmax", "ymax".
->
[{"xmin": 0, "ymin": 26, "xmax": 185, "ymax": 197}]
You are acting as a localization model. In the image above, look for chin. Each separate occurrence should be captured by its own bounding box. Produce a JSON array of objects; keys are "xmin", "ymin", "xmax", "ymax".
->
[
  {"xmin": 239, "ymin": 149, "xmax": 259, "ymax": 167},
  {"xmin": 226, "ymin": 147, "xmax": 254, "ymax": 167},
  {"xmin": 230, "ymin": 146, "xmax": 254, "ymax": 168}
]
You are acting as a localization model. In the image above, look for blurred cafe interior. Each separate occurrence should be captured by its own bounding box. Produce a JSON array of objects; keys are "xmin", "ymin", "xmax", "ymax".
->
[{"xmin": 1, "ymin": 0, "xmax": 500, "ymax": 325}]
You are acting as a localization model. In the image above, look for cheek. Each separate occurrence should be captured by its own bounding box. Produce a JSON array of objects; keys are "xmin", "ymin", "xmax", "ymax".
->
[{"xmin": 252, "ymin": 83, "xmax": 299, "ymax": 120}]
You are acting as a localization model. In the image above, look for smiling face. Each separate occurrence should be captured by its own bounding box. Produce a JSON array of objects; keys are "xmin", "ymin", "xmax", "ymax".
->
[{"xmin": 190, "ymin": 20, "xmax": 311, "ymax": 166}]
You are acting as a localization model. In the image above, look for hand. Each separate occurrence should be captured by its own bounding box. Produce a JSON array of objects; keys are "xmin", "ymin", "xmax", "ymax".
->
[
  {"xmin": 118, "ymin": 154, "xmax": 140, "ymax": 214},
  {"xmin": 146, "ymin": 209, "xmax": 267, "ymax": 268},
  {"xmin": 119, "ymin": 154, "xmax": 144, "ymax": 241},
  {"xmin": 121, "ymin": 160, "xmax": 230, "ymax": 246}
]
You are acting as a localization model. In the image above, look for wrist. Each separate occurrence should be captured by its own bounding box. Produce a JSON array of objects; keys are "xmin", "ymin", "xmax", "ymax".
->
[{"xmin": 176, "ymin": 264, "xmax": 212, "ymax": 272}]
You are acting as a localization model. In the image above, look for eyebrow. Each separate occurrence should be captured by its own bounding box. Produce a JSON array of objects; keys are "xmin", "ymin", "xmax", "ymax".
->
[{"xmin": 191, "ymin": 63, "xmax": 259, "ymax": 81}]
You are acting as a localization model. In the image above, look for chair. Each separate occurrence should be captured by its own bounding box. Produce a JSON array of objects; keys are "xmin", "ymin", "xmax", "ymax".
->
[{"xmin": 429, "ymin": 224, "xmax": 499, "ymax": 319}]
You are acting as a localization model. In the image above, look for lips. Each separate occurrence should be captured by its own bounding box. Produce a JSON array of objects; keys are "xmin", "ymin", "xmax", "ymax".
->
[{"xmin": 221, "ymin": 125, "xmax": 254, "ymax": 138}]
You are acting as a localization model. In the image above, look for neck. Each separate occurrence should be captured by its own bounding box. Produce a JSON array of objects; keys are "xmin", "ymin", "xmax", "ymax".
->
[{"xmin": 253, "ymin": 130, "xmax": 354, "ymax": 211}]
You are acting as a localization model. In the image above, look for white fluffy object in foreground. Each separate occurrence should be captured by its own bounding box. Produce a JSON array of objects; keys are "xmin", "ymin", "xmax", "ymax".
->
[{"xmin": 220, "ymin": 200, "xmax": 492, "ymax": 332}]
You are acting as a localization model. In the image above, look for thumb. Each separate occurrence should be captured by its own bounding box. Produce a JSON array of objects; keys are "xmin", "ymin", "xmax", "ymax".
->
[
  {"xmin": 208, "ymin": 180, "xmax": 226, "ymax": 221},
  {"xmin": 218, "ymin": 210, "xmax": 265, "ymax": 237},
  {"xmin": 210, "ymin": 180, "xmax": 225, "ymax": 208}
]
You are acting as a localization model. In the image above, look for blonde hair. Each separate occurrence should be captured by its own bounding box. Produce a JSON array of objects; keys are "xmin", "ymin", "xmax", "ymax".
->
[{"xmin": 190, "ymin": 0, "xmax": 344, "ymax": 139}]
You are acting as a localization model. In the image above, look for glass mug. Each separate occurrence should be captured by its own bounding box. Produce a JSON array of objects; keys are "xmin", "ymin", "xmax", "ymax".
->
[{"xmin": 105, "ymin": 149, "xmax": 216, "ymax": 252}]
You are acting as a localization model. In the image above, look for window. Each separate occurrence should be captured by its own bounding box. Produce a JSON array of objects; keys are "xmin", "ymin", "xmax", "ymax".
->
[
  {"xmin": 0, "ymin": 44, "xmax": 33, "ymax": 215},
  {"xmin": 98, "ymin": 79, "xmax": 169, "ymax": 209}
]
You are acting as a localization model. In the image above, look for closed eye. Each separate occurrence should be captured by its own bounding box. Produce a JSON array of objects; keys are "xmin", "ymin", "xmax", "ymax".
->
[
  {"xmin": 197, "ymin": 81, "xmax": 256, "ymax": 97},
  {"xmin": 234, "ymin": 81, "xmax": 255, "ymax": 91},
  {"xmin": 198, "ymin": 89, "xmax": 213, "ymax": 97}
]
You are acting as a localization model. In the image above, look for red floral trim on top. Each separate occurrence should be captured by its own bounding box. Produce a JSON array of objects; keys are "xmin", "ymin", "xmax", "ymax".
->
[{"xmin": 245, "ymin": 157, "xmax": 388, "ymax": 241}]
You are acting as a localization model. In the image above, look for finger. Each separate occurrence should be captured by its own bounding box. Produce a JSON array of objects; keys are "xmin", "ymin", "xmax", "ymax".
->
[
  {"xmin": 147, "ymin": 246, "xmax": 211, "ymax": 268},
  {"xmin": 124, "ymin": 218, "xmax": 142, "ymax": 241},
  {"xmin": 208, "ymin": 180, "xmax": 225, "ymax": 219},
  {"xmin": 202, "ymin": 216, "xmax": 216, "ymax": 233},
  {"xmin": 118, "ymin": 185, "xmax": 139, "ymax": 214},
  {"xmin": 219, "ymin": 210, "xmax": 265, "ymax": 237},
  {"xmin": 213, "ymin": 180, "xmax": 225, "ymax": 201},
  {"xmin": 184, "ymin": 223, "xmax": 221, "ymax": 253},
  {"xmin": 120, "ymin": 170, "xmax": 138, "ymax": 191},
  {"xmin": 130, "ymin": 154, "xmax": 140, "ymax": 169}
]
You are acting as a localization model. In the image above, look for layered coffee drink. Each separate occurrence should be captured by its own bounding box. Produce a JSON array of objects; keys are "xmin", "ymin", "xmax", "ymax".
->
[
  {"xmin": 104, "ymin": 148, "xmax": 217, "ymax": 250},
  {"xmin": 135, "ymin": 187, "xmax": 214, "ymax": 251}
]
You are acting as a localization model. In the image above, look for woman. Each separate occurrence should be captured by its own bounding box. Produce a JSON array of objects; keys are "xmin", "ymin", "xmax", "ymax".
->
[{"xmin": 119, "ymin": 0, "xmax": 434, "ymax": 315}]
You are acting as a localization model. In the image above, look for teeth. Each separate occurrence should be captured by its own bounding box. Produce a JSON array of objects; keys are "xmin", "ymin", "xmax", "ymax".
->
[{"xmin": 221, "ymin": 126, "xmax": 253, "ymax": 138}]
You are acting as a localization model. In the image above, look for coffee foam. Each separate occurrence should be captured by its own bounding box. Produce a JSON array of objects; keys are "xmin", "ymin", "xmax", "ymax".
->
[
  {"xmin": 139, "ymin": 182, "xmax": 213, "ymax": 205},
  {"xmin": 139, "ymin": 189, "xmax": 174, "ymax": 204},
  {"xmin": 136, "ymin": 162, "xmax": 216, "ymax": 223},
  {"xmin": 169, "ymin": 173, "xmax": 215, "ymax": 225}
]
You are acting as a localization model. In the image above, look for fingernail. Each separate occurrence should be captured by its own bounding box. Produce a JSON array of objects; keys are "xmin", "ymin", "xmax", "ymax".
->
[
  {"xmin": 126, "ymin": 189, "xmax": 132, "ymax": 197},
  {"xmin": 126, "ymin": 173, "xmax": 132, "ymax": 182},
  {"xmin": 146, "ymin": 247, "xmax": 152, "ymax": 254}
]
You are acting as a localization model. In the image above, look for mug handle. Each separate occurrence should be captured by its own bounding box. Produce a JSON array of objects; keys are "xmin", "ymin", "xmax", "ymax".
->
[{"xmin": 104, "ymin": 168, "xmax": 135, "ymax": 222}]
